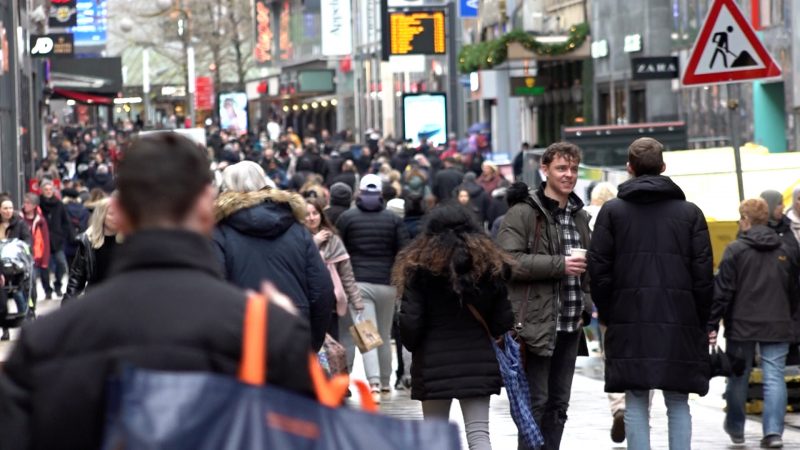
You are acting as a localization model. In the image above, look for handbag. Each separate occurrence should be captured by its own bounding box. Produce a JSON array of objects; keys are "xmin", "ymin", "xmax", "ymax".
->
[
  {"xmin": 710, "ymin": 345, "xmax": 746, "ymax": 378},
  {"xmin": 103, "ymin": 294, "xmax": 461, "ymax": 450},
  {"xmin": 318, "ymin": 333, "xmax": 348, "ymax": 376},
  {"xmin": 468, "ymin": 304, "xmax": 545, "ymax": 450},
  {"xmin": 349, "ymin": 315, "xmax": 384, "ymax": 353}
]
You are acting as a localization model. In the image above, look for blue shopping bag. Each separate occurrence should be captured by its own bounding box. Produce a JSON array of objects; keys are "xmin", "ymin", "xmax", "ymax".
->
[
  {"xmin": 468, "ymin": 305, "xmax": 545, "ymax": 449},
  {"xmin": 103, "ymin": 295, "xmax": 461, "ymax": 450}
]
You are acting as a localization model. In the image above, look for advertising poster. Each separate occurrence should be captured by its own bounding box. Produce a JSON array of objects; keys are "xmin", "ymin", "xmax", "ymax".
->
[
  {"xmin": 219, "ymin": 92, "xmax": 248, "ymax": 135},
  {"xmin": 402, "ymin": 93, "xmax": 447, "ymax": 147}
]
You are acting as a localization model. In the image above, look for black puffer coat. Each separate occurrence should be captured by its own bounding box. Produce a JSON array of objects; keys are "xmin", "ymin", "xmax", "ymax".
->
[
  {"xmin": 709, "ymin": 225, "xmax": 800, "ymax": 342},
  {"xmin": 400, "ymin": 269, "xmax": 514, "ymax": 400},
  {"xmin": 335, "ymin": 193, "xmax": 409, "ymax": 285},
  {"xmin": 588, "ymin": 175, "xmax": 713, "ymax": 395},
  {"xmin": 38, "ymin": 195, "xmax": 72, "ymax": 252}
]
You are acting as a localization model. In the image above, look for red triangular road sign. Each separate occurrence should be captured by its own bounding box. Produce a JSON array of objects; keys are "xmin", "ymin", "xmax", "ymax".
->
[{"xmin": 682, "ymin": 0, "xmax": 781, "ymax": 86}]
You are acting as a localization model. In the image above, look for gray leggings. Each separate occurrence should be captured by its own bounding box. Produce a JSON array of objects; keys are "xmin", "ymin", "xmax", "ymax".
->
[
  {"xmin": 422, "ymin": 397, "xmax": 492, "ymax": 450},
  {"xmin": 339, "ymin": 282, "xmax": 396, "ymax": 386}
]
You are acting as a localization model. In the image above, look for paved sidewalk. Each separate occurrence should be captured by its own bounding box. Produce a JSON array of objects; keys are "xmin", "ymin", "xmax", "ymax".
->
[{"xmin": 372, "ymin": 355, "xmax": 800, "ymax": 449}]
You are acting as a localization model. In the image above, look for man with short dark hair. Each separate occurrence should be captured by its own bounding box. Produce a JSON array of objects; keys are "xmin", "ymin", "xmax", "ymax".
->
[
  {"xmin": 498, "ymin": 141, "xmax": 592, "ymax": 450},
  {"xmin": 588, "ymin": 137, "xmax": 713, "ymax": 449},
  {"xmin": 0, "ymin": 133, "xmax": 313, "ymax": 450},
  {"xmin": 38, "ymin": 180, "xmax": 71, "ymax": 299},
  {"xmin": 432, "ymin": 157, "xmax": 464, "ymax": 203}
]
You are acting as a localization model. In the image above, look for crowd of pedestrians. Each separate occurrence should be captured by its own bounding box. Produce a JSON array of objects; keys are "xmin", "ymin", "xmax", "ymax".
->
[{"xmin": 2, "ymin": 120, "xmax": 800, "ymax": 450}]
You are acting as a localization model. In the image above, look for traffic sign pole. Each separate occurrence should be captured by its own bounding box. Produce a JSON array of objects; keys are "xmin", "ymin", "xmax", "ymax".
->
[{"xmin": 727, "ymin": 83, "xmax": 745, "ymax": 202}]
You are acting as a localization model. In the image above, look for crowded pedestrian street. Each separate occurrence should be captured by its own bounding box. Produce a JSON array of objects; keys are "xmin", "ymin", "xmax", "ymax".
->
[{"xmin": 6, "ymin": 0, "xmax": 800, "ymax": 449}]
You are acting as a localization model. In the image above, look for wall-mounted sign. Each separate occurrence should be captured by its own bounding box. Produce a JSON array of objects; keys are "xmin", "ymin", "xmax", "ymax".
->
[
  {"xmin": 388, "ymin": 10, "xmax": 446, "ymax": 56},
  {"xmin": 279, "ymin": 0, "xmax": 293, "ymax": 60},
  {"xmin": 402, "ymin": 93, "xmax": 447, "ymax": 147},
  {"xmin": 624, "ymin": 34, "xmax": 642, "ymax": 53},
  {"xmin": 591, "ymin": 40, "xmax": 608, "ymax": 59},
  {"xmin": 460, "ymin": 0, "xmax": 478, "ymax": 18},
  {"xmin": 632, "ymin": 56, "xmax": 680, "ymax": 80},
  {"xmin": 70, "ymin": 0, "xmax": 108, "ymax": 47},
  {"xmin": 254, "ymin": 0, "xmax": 273, "ymax": 64},
  {"xmin": 30, "ymin": 33, "xmax": 74, "ymax": 57},
  {"xmin": 195, "ymin": 76, "xmax": 214, "ymax": 111},
  {"xmin": 509, "ymin": 76, "xmax": 545, "ymax": 96},
  {"xmin": 298, "ymin": 70, "xmax": 335, "ymax": 93},
  {"xmin": 49, "ymin": 0, "xmax": 78, "ymax": 28},
  {"xmin": 321, "ymin": 0, "xmax": 352, "ymax": 56}
]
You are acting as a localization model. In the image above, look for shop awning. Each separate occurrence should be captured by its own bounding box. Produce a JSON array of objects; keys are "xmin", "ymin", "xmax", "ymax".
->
[{"xmin": 52, "ymin": 88, "xmax": 114, "ymax": 105}]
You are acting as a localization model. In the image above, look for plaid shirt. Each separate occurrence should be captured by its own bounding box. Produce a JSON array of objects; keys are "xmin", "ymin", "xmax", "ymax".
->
[{"xmin": 555, "ymin": 198, "xmax": 584, "ymax": 333}]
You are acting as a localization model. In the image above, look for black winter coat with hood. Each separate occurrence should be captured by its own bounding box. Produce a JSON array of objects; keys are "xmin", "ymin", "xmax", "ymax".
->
[
  {"xmin": 709, "ymin": 225, "xmax": 800, "ymax": 342},
  {"xmin": 335, "ymin": 192, "xmax": 410, "ymax": 285},
  {"xmin": 400, "ymin": 270, "xmax": 514, "ymax": 401},
  {"xmin": 588, "ymin": 175, "xmax": 713, "ymax": 395},
  {"xmin": 212, "ymin": 189, "xmax": 334, "ymax": 351},
  {"xmin": 0, "ymin": 230, "xmax": 314, "ymax": 450}
]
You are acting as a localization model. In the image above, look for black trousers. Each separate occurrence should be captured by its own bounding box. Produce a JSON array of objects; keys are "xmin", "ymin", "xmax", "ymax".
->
[{"xmin": 519, "ymin": 331, "xmax": 581, "ymax": 450}]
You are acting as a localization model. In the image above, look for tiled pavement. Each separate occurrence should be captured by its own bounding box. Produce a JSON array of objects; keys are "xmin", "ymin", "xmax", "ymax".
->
[{"xmin": 369, "ymin": 355, "xmax": 800, "ymax": 449}]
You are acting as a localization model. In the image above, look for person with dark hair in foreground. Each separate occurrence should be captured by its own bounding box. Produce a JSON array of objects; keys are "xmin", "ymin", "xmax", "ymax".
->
[{"xmin": 0, "ymin": 132, "xmax": 313, "ymax": 450}]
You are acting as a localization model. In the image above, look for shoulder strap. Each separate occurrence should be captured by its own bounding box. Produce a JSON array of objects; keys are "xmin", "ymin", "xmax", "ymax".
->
[
  {"xmin": 467, "ymin": 304, "xmax": 493, "ymax": 341},
  {"xmin": 238, "ymin": 293, "xmax": 269, "ymax": 385}
]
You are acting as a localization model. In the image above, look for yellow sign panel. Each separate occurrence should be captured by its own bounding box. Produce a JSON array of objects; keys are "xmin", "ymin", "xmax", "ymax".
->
[{"xmin": 389, "ymin": 11, "xmax": 446, "ymax": 56}]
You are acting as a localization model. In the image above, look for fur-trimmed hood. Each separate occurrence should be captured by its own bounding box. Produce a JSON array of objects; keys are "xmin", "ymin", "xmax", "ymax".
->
[{"xmin": 215, "ymin": 189, "xmax": 307, "ymax": 239}]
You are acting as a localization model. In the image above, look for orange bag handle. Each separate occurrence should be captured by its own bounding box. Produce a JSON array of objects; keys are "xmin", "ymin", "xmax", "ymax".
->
[
  {"xmin": 307, "ymin": 353, "xmax": 378, "ymax": 412},
  {"xmin": 238, "ymin": 294, "xmax": 268, "ymax": 385}
]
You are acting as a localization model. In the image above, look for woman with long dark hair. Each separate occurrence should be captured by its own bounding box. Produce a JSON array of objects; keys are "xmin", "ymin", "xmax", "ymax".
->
[{"xmin": 393, "ymin": 204, "xmax": 514, "ymax": 450}]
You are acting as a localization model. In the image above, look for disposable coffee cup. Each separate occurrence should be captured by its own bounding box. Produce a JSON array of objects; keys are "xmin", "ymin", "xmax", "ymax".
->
[{"xmin": 570, "ymin": 248, "xmax": 587, "ymax": 259}]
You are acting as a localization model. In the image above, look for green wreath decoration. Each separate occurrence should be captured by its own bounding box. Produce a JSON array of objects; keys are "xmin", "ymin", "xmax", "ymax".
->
[{"xmin": 458, "ymin": 23, "xmax": 590, "ymax": 73}]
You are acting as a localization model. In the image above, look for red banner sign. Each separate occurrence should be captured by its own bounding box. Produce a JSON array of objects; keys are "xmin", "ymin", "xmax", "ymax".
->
[
  {"xmin": 195, "ymin": 76, "xmax": 214, "ymax": 111},
  {"xmin": 254, "ymin": 1, "xmax": 273, "ymax": 65}
]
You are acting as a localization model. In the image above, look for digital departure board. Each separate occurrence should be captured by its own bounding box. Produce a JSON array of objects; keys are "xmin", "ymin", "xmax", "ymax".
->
[{"xmin": 389, "ymin": 10, "xmax": 446, "ymax": 56}]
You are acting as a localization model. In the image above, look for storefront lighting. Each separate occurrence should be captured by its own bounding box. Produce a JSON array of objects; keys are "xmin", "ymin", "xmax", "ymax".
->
[
  {"xmin": 66, "ymin": 99, "xmax": 76, "ymax": 106},
  {"xmin": 113, "ymin": 97, "xmax": 143, "ymax": 104},
  {"xmin": 123, "ymin": 104, "xmax": 132, "ymax": 113},
  {"xmin": 205, "ymin": 118, "xmax": 213, "ymax": 126},
  {"xmin": 311, "ymin": 102, "xmax": 319, "ymax": 109},
  {"xmin": 292, "ymin": 105, "xmax": 299, "ymax": 111},
  {"xmin": 282, "ymin": 106, "xmax": 290, "ymax": 112},
  {"xmin": 321, "ymin": 100, "xmax": 328, "ymax": 107},
  {"xmin": 302, "ymin": 104, "xmax": 309, "ymax": 110},
  {"xmin": 331, "ymin": 99, "xmax": 338, "ymax": 106},
  {"xmin": 115, "ymin": 107, "xmax": 122, "ymax": 113},
  {"xmin": 87, "ymin": 100, "xmax": 94, "ymax": 104}
]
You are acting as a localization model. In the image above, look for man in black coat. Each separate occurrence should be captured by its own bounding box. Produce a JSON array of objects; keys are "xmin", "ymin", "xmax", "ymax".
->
[
  {"xmin": 0, "ymin": 133, "xmax": 313, "ymax": 450},
  {"xmin": 588, "ymin": 137, "xmax": 713, "ymax": 450},
  {"xmin": 336, "ymin": 174, "xmax": 409, "ymax": 395},
  {"xmin": 432, "ymin": 157, "xmax": 464, "ymax": 204},
  {"xmin": 37, "ymin": 180, "xmax": 72, "ymax": 299}
]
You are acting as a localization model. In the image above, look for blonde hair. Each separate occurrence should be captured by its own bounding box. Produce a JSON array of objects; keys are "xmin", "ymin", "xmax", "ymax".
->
[
  {"xmin": 86, "ymin": 198, "xmax": 113, "ymax": 249},
  {"xmin": 740, "ymin": 198, "xmax": 769, "ymax": 226},
  {"xmin": 590, "ymin": 182, "xmax": 618, "ymax": 206}
]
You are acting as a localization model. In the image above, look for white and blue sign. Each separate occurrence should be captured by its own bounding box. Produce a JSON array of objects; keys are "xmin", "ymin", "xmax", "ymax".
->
[
  {"xmin": 69, "ymin": 0, "xmax": 107, "ymax": 47},
  {"xmin": 460, "ymin": 0, "xmax": 478, "ymax": 17}
]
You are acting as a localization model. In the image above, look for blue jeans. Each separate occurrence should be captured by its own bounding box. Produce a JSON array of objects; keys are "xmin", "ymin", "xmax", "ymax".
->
[
  {"xmin": 10, "ymin": 290, "xmax": 27, "ymax": 314},
  {"xmin": 725, "ymin": 340, "xmax": 789, "ymax": 438},
  {"xmin": 625, "ymin": 390, "xmax": 691, "ymax": 449},
  {"xmin": 39, "ymin": 249, "xmax": 68, "ymax": 295}
]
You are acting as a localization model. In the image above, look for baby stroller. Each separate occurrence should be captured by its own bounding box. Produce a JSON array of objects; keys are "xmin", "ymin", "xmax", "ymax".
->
[{"xmin": 0, "ymin": 238, "xmax": 34, "ymax": 329}]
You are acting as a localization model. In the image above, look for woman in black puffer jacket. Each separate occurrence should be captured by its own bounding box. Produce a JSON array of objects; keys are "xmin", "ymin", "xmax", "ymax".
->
[{"xmin": 395, "ymin": 204, "xmax": 514, "ymax": 450}]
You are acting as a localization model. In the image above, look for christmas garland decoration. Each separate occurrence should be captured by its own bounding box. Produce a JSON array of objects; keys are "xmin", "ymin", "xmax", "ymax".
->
[{"xmin": 458, "ymin": 23, "xmax": 591, "ymax": 74}]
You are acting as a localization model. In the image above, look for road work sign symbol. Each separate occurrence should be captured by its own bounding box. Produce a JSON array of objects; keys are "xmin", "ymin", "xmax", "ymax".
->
[{"xmin": 682, "ymin": 0, "xmax": 781, "ymax": 86}]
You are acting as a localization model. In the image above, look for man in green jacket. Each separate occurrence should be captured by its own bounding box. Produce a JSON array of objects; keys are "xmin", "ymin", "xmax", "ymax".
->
[{"xmin": 497, "ymin": 142, "xmax": 591, "ymax": 450}]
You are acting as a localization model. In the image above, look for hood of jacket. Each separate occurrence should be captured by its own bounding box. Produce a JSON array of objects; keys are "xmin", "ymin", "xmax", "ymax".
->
[
  {"xmin": 617, "ymin": 175, "xmax": 686, "ymax": 204},
  {"xmin": 740, "ymin": 225, "xmax": 782, "ymax": 251},
  {"xmin": 356, "ymin": 191, "xmax": 385, "ymax": 212},
  {"xmin": 215, "ymin": 189, "xmax": 307, "ymax": 238}
]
